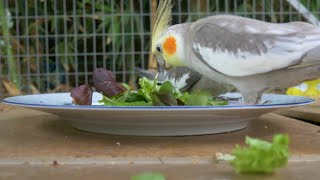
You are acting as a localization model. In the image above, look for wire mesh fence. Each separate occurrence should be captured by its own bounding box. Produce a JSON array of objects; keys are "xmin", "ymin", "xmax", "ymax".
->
[{"xmin": 1, "ymin": 0, "xmax": 320, "ymax": 99}]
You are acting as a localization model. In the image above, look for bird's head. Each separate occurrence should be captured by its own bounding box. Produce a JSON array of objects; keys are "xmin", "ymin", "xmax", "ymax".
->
[{"xmin": 151, "ymin": 0, "xmax": 187, "ymax": 68}]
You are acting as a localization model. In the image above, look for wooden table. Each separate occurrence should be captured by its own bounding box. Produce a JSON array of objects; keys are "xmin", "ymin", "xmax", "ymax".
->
[{"xmin": 0, "ymin": 105, "xmax": 319, "ymax": 179}]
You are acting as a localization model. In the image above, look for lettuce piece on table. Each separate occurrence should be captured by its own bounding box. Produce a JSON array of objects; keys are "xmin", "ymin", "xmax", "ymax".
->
[
  {"xmin": 230, "ymin": 134, "xmax": 289, "ymax": 173},
  {"xmin": 132, "ymin": 173, "xmax": 166, "ymax": 180}
]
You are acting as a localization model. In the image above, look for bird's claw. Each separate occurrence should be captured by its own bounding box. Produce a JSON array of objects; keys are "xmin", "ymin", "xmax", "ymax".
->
[
  {"xmin": 213, "ymin": 96, "xmax": 272, "ymax": 105},
  {"xmin": 261, "ymin": 100, "xmax": 272, "ymax": 105},
  {"xmin": 213, "ymin": 96, "xmax": 243, "ymax": 102}
]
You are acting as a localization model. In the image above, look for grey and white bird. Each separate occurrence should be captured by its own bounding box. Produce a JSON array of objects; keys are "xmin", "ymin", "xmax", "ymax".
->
[{"xmin": 152, "ymin": 0, "xmax": 320, "ymax": 104}]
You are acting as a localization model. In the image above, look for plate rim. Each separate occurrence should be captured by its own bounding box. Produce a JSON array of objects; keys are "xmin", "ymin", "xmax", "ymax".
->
[{"xmin": 1, "ymin": 93, "xmax": 315, "ymax": 111}]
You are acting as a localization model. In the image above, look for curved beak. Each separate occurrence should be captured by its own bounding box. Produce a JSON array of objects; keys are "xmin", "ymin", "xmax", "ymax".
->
[
  {"xmin": 156, "ymin": 57, "xmax": 166, "ymax": 68},
  {"xmin": 156, "ymin": 57, "xmax": 173, "ymax": 71}
]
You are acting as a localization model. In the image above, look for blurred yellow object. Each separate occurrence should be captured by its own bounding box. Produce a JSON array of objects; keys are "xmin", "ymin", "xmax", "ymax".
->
[{"xmin": 286, "ymin": 79, "xmax": 320, "ymax": 98}]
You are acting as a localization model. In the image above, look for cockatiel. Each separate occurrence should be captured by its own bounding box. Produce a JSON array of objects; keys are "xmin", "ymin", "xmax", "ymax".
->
[{"xmin": 152, "ymin": 0, "xmax": 320, "ymax": 104}]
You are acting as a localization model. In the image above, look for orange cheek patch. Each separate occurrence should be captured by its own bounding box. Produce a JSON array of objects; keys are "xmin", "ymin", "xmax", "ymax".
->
[{"xmin": 163, "ymin": 36, "xmax": 177, "ymax": 55}]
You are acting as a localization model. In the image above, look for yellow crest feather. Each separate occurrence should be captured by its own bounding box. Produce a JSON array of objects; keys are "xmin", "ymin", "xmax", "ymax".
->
[{"xmin": 152, "ymin": 0, "xmax": 173, "ymax": 53}]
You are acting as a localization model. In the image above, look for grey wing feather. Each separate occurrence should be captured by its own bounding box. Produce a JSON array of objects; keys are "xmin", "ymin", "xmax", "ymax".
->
[
  {"xmin": 192, "ymin": 23, "xmax": 270, "ymax": 56},
  {"xmin": 191, "ymin": 22, "xmax": 309, "ymax": 58},
  {"xmin": 135, "ymin": 67, "xmax": 201, "ymax": 91},
  {"xmin": 135, "ymin": 68, "xmax": 157, "ymax": 79},
  {"xmin": 190, "ymin": 16, "xmax": 320, "ymax": 76},
  {"xmin": 161, "ymin": 67, "xmax": 202, "ymax": 91}
]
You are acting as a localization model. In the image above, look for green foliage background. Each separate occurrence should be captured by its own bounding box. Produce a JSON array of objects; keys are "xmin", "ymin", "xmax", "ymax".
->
[{"xmin": 0, "ymin": 0, "xmax": 319, "ymax": 97}]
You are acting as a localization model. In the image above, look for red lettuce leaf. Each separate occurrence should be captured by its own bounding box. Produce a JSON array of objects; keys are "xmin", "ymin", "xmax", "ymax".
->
[
  {"xmin": 92, "ymin": 68, "xmax": 126, "ymax": 97},
  {"xmin": 70, "ymin": 84, "xmax": 93, "ymax": 105}
]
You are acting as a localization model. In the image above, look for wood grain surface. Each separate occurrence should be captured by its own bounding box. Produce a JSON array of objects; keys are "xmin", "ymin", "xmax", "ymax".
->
[{"xmin": 0, "ymin": 106, "xmax": 319, "ymax": 158}]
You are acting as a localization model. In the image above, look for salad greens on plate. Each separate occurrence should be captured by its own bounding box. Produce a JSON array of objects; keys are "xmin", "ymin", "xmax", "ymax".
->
[{"xmin": 71, "ymin": 68, "xmax": 228, "ymax": 106}]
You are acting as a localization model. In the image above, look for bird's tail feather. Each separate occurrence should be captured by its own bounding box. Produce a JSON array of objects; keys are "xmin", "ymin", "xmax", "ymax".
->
[
  {"xmin": 289, "ymin": 45, "xmax": 320, "ymax": 69},
  {"xmin": 303, "ymin": 45, "xmax": 320, "ymax": 62}
]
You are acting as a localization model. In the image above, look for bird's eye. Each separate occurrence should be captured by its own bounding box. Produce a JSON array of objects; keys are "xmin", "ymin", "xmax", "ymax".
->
[{"xmin": 156, "ymin": 45, "xmax": 162, "ymax": 53}]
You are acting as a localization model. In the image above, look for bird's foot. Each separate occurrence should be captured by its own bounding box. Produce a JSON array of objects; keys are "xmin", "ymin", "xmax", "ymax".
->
[
  {"xmin": 243, "ymin": 100, "xmax": 272, "ymax": 105},
  {"xmin": 261, "ymin": 100, "xmax": 272, "ymax": 105},
  {"xmin": 213, "ymin": 96, "xmax": 243, "ymax": 102},
  {"xmin": 214, "ymin": 95, "xmax": 271, "ymax": 105}
]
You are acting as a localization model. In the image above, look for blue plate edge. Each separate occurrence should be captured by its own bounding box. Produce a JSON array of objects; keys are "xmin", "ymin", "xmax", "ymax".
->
[{"xmin": 1, "ymin": 93, "xmax": 315, "ymax": 111}]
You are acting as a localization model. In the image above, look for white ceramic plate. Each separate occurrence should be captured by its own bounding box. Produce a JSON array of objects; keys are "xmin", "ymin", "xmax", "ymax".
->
[{"xmin": 2, "ymin": 92, "xmax": 314, "ymax": 136}]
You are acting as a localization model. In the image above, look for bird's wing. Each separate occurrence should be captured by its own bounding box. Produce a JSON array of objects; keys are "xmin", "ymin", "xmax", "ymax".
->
[
  {"xmin": 135, "ymin": 67, "xmax": 157, "ymax": 80},
  {"xmin": 191, "ymin": 17, "xmax": 320, "ymax": 77},
  {"xmin": 135, "ymin": 67, "xmax": 201, "ymax": 91},
  {"xmin": 164, "ymin": 67, "xmax": 202, "ymax": 91}
]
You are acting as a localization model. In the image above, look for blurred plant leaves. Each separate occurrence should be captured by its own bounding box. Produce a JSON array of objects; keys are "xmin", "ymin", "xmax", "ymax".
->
[
  {"xmin": 2, "ymin": 0, "xmax": 320, "ymax": 97},
  {"xmin": 3, "ymin": 80, "xmax": 21, "ymax": 96}
]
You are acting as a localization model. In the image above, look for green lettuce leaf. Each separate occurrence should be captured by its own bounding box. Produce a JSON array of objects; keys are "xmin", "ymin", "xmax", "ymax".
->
[
  {"xmin": 182, "ymin": 92, "xmax": 228, "ymax": 106},
  {"xmin": 98, "ymin": 71, "xmax": 228, "ymax": 106},
  {"xmin": 137, "ymin": 77, "xmax": 159, "ymax": 102},
  {"xmin": 231, "ymin": 134, "xmax": 289, "ymax": 173},
  {"xmin": 152, "ymin": 81, "xmax": 178, "ymax": 106},
  {"xmin": 208, "ymin": 98, "xmax": 229, "ymax": 106},
  {"xmin": 132, "ymin": 173, "xmax": 166, "ymax": 180},
  {"xmin": 185, "ymin": 93, "xmax": 209, "ymax": 106}
]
